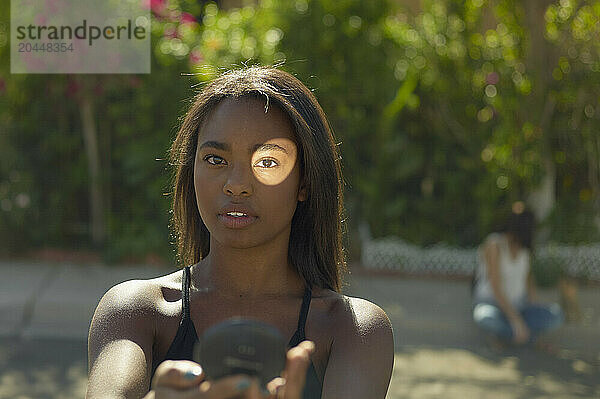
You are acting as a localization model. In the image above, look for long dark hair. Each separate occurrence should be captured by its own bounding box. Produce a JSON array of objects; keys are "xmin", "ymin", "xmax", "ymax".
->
[
  {"xmin": 168, "ymin": 66, "xmax": 347, "ymax": 292},
  {"xmin": 504, "ymin": 209, "xmax": 535, "ymax": 250}
]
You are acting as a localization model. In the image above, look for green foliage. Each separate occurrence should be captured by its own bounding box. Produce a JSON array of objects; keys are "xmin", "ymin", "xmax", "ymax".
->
[
  {"xmin": 0, "ymin": 2, "xmax": 191, "ymax": 262},
  {"xmin": 1, "ymin": 0, "xmax": 599, "ymax": 264},
  {"xmin": 541, "ymin": 0, "xmax": 600, "ymax": 243}
]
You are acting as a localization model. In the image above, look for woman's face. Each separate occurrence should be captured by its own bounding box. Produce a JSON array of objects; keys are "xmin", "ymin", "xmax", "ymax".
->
[{"xmin": 194, "ymin": 97, "xmax": 307, "ymax": 249}]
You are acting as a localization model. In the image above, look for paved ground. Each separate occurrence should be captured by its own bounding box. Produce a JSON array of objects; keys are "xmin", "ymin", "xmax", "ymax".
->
[
  {"xmin": 0, "ymin": 260, "xmax": 598, "ymax": 398},
  {"xmin": 349, "ymin": 270, "xmax": 600, "ymax": 398}
]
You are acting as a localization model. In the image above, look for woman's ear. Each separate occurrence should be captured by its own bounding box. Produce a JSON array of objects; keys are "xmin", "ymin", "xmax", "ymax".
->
[{"xmin": 298, "ymin": 180, "xmax": 308, "ymax": 202}]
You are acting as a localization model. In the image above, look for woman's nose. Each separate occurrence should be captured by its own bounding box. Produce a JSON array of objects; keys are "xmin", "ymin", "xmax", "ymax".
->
[{"xmin": 222, "ymin": 164, "xmax": 253, "ymax": 197}]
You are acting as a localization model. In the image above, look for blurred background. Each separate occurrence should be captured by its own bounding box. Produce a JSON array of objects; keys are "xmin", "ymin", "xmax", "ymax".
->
[{"xmin": 0, "ymin": 0, "xmax": 599, "ymax": 398}]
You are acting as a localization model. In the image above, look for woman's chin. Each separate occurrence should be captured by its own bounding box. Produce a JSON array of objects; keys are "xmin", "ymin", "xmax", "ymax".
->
[{"xmin": 212, "ymin": 234, "xmax": 262, "ymax": 250}]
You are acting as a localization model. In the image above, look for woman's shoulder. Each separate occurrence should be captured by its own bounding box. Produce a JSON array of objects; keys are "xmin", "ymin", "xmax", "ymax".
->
[
  {"xmin": 313, "ymin": 288, "xmax": 393, "ymax": 341},
  {"xmin": 479, "ymin": 232, "xmax": 506, "ymax": 252},
  {"xmin": 95, "ymin": 268, "xmax": 185, "ymax": 318},
  {"xmin": 485, "ymin": 232, "xmax": 506, "ymax": 245},
  {"xmin": 311, "ymin": 289, "xmax": 394, "ymax": 395}
]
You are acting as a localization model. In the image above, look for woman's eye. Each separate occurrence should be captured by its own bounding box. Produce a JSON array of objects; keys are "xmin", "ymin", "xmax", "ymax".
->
[
  {"xmin": 255, "ymin": 158, "xmax": 279, "ymax": 168},
  {"xmin": 204, "ymin": 155, "xmax": 226, "ymax": 165}
]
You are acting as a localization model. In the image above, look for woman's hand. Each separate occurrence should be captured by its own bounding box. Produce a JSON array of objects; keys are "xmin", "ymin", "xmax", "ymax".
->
[
  {"xmin": 145, "ymin": 340, "xmax": 316, "ymax": 399},
  {"xmin": 508, "ymin": 316, "xmax": 530, "ymax": 344},
  {"xmin": 146, "ymin": 360, "xmax": 258, "ymax": 398},
  {"xmin": 265, "ymin": 340, "xmax": 315, "ymax": 398}
]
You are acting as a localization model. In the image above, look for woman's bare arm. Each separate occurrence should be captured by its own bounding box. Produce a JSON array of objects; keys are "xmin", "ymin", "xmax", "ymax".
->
[
  {"xmin": 483, "ymin": 241, "xmax": 521, "ymax": 322},
  {"xmin": 321, "ymin": 297, "xmax": 394, "ymax": 399},
  {"xmin": 86, "ymin": 280, "xmax": 157, "ymax": 399},
  {"xmin": 526, "ymin": 270, "xmax": 537, "ymax": 303}
]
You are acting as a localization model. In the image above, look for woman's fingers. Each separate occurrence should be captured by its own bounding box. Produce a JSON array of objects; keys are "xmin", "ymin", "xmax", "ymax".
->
[
  {"xmin": 153, "ymin": 374, "xmax": 258, "ymax": 399},
  {"xmin": 152, "ymin": 360, "xmax": 206, "ymax": 390},
  {"xmin": 198, "ymin": 375, "xmax": 259, "ymax": 398},
  {"xmin": 277, "ymin": 340, "xmax": 315, "ymax": 399},
  {"xmin": 266, "ymin": 377, "xmax": 286, "ymax": 395},
  {"xmin": 150, "ymin": 343, "xmax": 316, "ymax": 399}
]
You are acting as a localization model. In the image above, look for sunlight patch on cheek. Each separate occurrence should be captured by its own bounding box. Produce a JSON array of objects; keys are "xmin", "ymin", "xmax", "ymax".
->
[{"xmin": 251, "ymin": 138, "xmax": 298, "ymax": 186}]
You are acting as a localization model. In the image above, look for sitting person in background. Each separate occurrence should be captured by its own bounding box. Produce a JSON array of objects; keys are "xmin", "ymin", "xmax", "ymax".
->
[{"xmin": 472, "ymin": 203, "xmax": 564, "ymax": 346}]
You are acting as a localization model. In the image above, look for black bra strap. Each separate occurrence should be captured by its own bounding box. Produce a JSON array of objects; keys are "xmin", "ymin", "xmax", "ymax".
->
[
  {"xmin": 296, "ymin": 286, "xmax": 312, "ymax": 339},
  {"xmin": 181, "ymin": 266, "xmax": 191, "ymax": 321}
]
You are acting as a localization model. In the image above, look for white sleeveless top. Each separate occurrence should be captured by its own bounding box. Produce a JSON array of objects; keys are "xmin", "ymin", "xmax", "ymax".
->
[{"xmin": 473, "ymin": 232, "xmax": 530, "ymax": 306}]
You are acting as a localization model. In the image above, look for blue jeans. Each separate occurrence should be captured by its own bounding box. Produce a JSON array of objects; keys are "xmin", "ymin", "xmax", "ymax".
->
[{"xmin": 473, "ymin": 301, "xmax": 564, "ymax": 342}]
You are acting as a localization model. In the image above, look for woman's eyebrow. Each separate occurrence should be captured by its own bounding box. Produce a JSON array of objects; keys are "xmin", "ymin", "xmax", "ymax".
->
[
  {"xmin": 198, "ymin": 140, "xmax": 229, "ymax": 151},
  {"xmin": 252, "ymin": 143, "xmax": 288, "ymax": 154},
  {"xmin": 199, "ymin": 140, "xmax": 288, "ymax": 154}
]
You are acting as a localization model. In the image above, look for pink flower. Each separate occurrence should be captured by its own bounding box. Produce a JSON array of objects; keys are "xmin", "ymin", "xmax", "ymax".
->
[
  {"xmin": 181, "ymin": 12, "xmax": 197, "ymax": 25},
  {"xmin": 163, "ymin": 25, "xmax": 177, "ymax": 38},
  {"xmin": 148, "ymin": 0, "xmax": 167, "ymax": 16},
  {"xmin": 190, "ymin": 49, "xmax": 203, "ymax": 65},
  {"xmin": 486, "ymin": 72, "xmax": 499, "ymax": 85}
]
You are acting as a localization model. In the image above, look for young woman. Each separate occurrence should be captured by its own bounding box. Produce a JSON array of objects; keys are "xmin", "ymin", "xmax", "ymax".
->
[
  {"xmin": 472, "ymin": 206, "xmax": 563, "ymax": 346},
  {"xmin": 86, "ymin": 66, "xmax": 394, "ymax": 399}
]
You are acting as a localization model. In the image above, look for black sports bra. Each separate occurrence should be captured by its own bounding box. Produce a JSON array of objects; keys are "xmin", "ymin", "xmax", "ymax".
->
[{"xmin": 150, "ymin": 266, "xmax": 323, "ymax": 398}]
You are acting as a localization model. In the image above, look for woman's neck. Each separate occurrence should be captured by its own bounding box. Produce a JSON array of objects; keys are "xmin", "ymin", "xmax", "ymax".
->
[{"xmin": 193, "ymin": 240, "xmax": 306, "ymax": 300}]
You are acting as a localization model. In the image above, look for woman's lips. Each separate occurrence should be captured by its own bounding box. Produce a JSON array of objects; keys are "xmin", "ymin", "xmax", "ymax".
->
[{"xmin": 217, "ymin": 214, "xmax": 258, "ymax": 229}]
